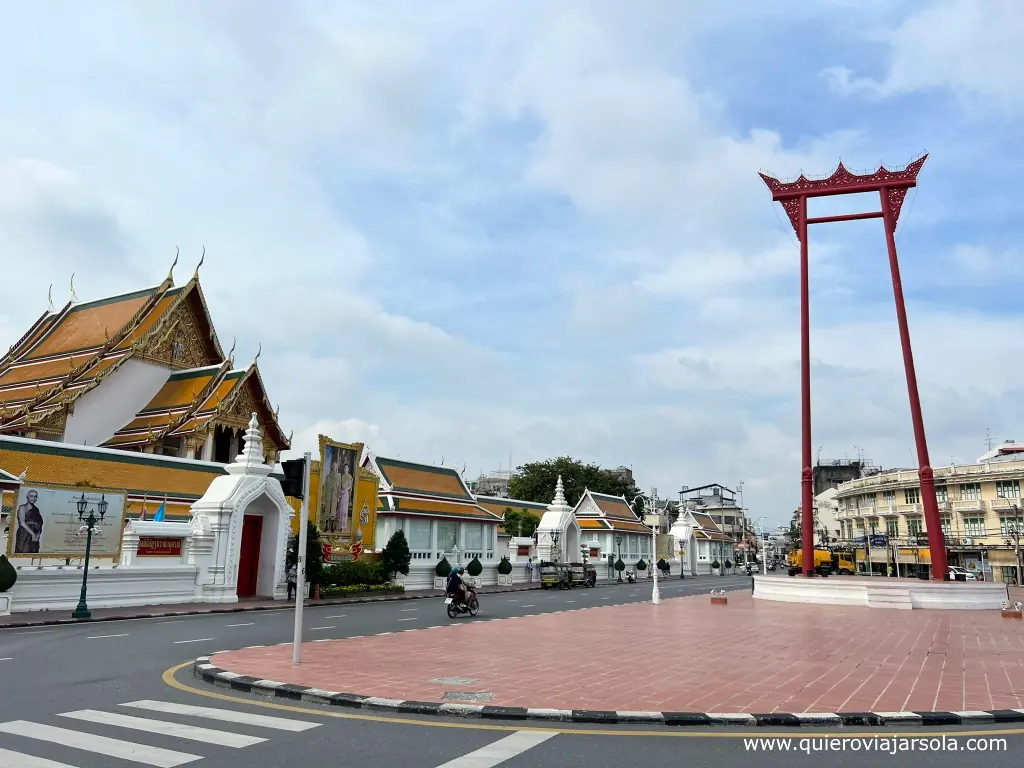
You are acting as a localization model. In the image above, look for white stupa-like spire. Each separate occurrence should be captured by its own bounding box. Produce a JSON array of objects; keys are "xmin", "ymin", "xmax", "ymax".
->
[
  {"xmin": 552, "ymin": 475, "xmax": 567, "ymax": 508},
  {"xmin": 226, "ymin": 412, "xmax": 272, "ymax": 476}
]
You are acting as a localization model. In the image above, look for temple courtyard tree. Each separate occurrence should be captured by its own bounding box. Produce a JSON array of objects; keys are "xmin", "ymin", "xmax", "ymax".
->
[{"xmin": 508, "ymin": 457, "xmax": 640, "ymax": 507}]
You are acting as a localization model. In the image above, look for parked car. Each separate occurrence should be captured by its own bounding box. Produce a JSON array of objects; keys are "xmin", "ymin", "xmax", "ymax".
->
[{"xmin": 947, "ymin": 566, "xmax": 977, "ymax": 581}]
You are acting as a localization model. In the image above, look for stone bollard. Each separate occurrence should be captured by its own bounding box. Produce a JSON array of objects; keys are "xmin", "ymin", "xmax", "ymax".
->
[
  {"xmin": 710, "ymin": 589, "xmax": 728, "ymax": 606},
  {"xmin": 1001, "ymin": 600, "xmax": 1023, "ymax": 620}
]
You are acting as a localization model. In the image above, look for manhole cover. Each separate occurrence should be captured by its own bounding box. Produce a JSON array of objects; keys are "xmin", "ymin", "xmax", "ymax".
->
[
  {"xmin": 442, "ymin": 691, "xmax": 493, "ymax": 702},
  {"xmin": 429, "ymin": 676, "xmax": 479, "ymax": 685}
]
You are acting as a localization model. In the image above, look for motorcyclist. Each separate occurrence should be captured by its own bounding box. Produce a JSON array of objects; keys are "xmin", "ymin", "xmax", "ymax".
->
[{"xmin": 446, "ymin": 567, "xmax": 468, "ymax": 606}]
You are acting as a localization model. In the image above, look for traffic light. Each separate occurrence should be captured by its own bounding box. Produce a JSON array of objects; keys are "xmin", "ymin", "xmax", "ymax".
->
[{"xmin": 281, "ymin": 458, "xmax": 306, "ymax": 499}]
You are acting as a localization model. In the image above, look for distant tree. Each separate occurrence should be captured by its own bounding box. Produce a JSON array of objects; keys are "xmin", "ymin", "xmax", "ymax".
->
[
  {"xmin": 518, "ymin": 510, "xmax": 539, "ymax": 537},
  {"xmin": 502, "ymin": 508, "xmax": 522, "ymax": 538},
  {"xmin": 380, "ymin": 530, "xmax": 411, "ymax": 580},
  {"xmin": 508, "ymin": 457, "xmax": 640, "ymax": 507}
]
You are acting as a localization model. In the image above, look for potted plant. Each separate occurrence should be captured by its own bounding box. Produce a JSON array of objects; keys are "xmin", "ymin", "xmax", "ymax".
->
[
  {"xmin": 657, "ymin": 558, "xmax": 670, "ymax": 576},
  {"xmin": 614, "ymin": 558, "xmax": 625, "ymax": 582},
  {"xmin": 724, "ymin": 559, "xmax": 733, "ymax": 574},
  {"xmin": 434, "ymin": 556, "xmax": 452, "ymax": 590},
  {"xmin": 636, "ymin": 558, "xmax": 648, "ymax": 578},
  {"xmin": 497, "ymin": 556, "xmax": 513, "ymax": 586},
  {"xmin": 711, "ymin": 559, "xmax": 721, "ymax": 575},
  {"xmin": 466, "ymin": 556, "xmax": 483, "ymax": 588},
  {"xmin": 0, "ymin": 554, "xmax": 17, "ymax": 616}
]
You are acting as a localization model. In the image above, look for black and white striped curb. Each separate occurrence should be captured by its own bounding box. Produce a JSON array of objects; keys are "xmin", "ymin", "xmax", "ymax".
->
[{"xmin": 192, "ymin": 658, "xmax": 1024, "ymax": 727}]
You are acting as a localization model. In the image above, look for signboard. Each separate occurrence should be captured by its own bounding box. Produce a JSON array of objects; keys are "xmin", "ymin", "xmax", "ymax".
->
[
  {"xmin": 315, "ymin": 435, "xmax": 377, "ymax": 557},
  {"xmin": 7, "ymin": 486, "xmax": 125, "ymax": 559},
  {"xmin": 869, "ymin": 534, "xmax": 888, "ymax": 547},
  {"xmin": 137, "ymin": 536, "xmax": 183, "ymax": 558}
]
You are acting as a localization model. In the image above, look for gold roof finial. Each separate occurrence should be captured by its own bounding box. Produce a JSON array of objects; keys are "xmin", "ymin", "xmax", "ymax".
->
[
  {"xmin": 254, "ymin": 343, "xmax": 261, "ymax": 364},
  {"xmin": 194, "ymin": 246, "xmax": 205, "ymax": 279},
  {"xmin": 274, "ymin": 404, "xmax": 280, "ymax": 420},
  {"xmin": 47, "ymin": 284, "xmax": 56, "ymax": 313},
  {"xmin": 288, "ymin": 429, "xmax": 294, "ymax": 444},
  {"xmin": 168, "ymin": 246, "xmax": 179, "ymax": 282},
  {"xmin": 69, "ymin": 273, "xmax": 79, "ymax": 303},
  {"xmin": 228, "ymin": 336, "xmax": 236, "ymax": 364}
]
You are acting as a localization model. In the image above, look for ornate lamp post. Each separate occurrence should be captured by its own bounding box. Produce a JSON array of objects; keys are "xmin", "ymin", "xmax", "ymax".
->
[
  {"xmin": 615, "ymin": 535, "xmax": 623, "ymax": 582},
  {"xmin": 551, "ymin": 530, "xmax": 561, "ymax": 563},
  {"xmin": 633, "ymin": 489, "xmax": 661, "ymax": 604},
  {"xmin": 72, "ymin": 492, "xmax": 108, "ymax": 620}
]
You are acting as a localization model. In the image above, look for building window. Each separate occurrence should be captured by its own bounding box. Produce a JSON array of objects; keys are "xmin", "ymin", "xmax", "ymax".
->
[
  {"xmin": 628, "ymin": 536, "xmax": 638, "ymax": 555},
  {"xmin": 964, "ymin": 517, "xmax": 985, "ymax": 536},
  {"xmin": 959, "ymin": 483, "xmax": 982, "ymax": 501},
  {"xmin": 869, "ymin": 518, "xmax": 880, "ymax": 534},
  {"xmin": 882, "ymin": 490, "xmax": 896, "ymax": 506},
  {"xmin": 886, "ymin": 519, "xmax": 899, "ymax": 538},
  {"xmin": 907, "ymin": 517, "xmax": 923, "ymax": 536},
  {"xmin": 940, "ymin": 516, "xmax": 951, "ymax": 536},
  {"xmin": 996, "ymin": 480, "xmax": 1021, "ymax": 499},
  {"xmin": 407, "ymin": 519, "xmax": 431, "ymax": 551},
  {"xmin": 437, "ymin": 521, "xmax": 459, "ymax": 552},
  {"xmin": 935, "ymin": 485, "xmax": 948, "ymax": 503},
  {"xmin": 1000, "ymin": 516, "xmax": 1024, "ymax": 537},
  {"xmin": 862, "ymin": 494, "xmax": 875, "ymax": 507},
  {"xmin": 904, "ymin": 487, "xmax": 920, "ymax": 504}
]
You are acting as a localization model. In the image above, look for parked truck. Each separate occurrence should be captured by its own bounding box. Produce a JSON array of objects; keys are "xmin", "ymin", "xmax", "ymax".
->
[{"xmin": 787, "ymin": 549, "xmax": 855, "ymax": 575}]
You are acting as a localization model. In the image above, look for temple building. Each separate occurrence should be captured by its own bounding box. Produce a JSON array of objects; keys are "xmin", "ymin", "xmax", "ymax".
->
[
  {"xmin": 0, "ymin": 265, "xmax": 288, "ymax": 462},
  {"xmin": 0, "ymin": 262, "xmax": 290, "ymax": 528}
]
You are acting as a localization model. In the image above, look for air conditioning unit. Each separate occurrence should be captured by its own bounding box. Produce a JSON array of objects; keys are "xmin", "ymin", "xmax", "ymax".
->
[{"xmin": 963, "ymin": 538, "xmax": 973, "ymax": 546}]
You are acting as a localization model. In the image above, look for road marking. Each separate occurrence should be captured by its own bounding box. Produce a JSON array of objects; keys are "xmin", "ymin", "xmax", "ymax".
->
[
  {"xmin": 401, "ymin": 608, "xmax": 418, "ymax": 612},
  {"xmin": 324, "ymin": 614, "xmax": 347, "ymax": 619},
  {"xmin": 225, "ymin": 622, "xmax": 254, "ymax": 627},
  {"xmin": 398, "ymin": 617, "xmax": 418, "ymax": 622},
  {"xmin": 310, "ymin": 626, "xmax": 335, "ymax": 631},
  {"xmin": 565, "ymin": 600, "xmax": 576, "ymax": 603},
  {"xmin": 0, "ymin": 658, "xmax": 11, "ymax": 662},
  {"xmin": 0, "ymin": 720, "xmax": 200, "ymax": 767},
  {"xmin": 601, "ymin": 597, "xmax": 610, "ymax": 600},
  {"xmin": 173, "ymin": 638, "xmax": 214, "ymax": 644},
  {"xmin": 156, "ymin": 620, "xmax": 185, "ymax": 625},
  {"xmin": 506, "ymin": 599, "xmax": 519, "ymax": 602},
  {"xmin": 60, "ymin": 709, "xmax": 265, "ymax": 747},
  {"xmin": 122, "ymin": 700, "xmax": 319, "ymax": 731},
  {"xmin": 12, "ymin": 630, "xmax": 51, "ymax": 635},
  {"xmin": 434, "ymin": 729, "xmax": 558, "ymax": 767},
  {"xmin": 519, "ymin": 604, "xmax": 535, "ymax": 608},
  {"xmin": 0, "ymin": 746, "xmax": 79, "ymax": 767},
  {"xmin": 86, "ymin": 633, "xmax": 129, "ymax": 639}
]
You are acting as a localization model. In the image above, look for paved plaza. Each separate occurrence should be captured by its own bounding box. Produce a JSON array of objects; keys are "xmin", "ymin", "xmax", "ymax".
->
[{"xmin": 212, "ymin": 589, "xmax": 1024, "ymax": 714}]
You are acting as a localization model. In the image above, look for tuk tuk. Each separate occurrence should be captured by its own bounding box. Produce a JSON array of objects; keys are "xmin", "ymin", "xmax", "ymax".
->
[
  {"xmin": 582, "ymin": 563, "xmax": 597, "ymax": 587},
  {"xmin": 568, "ymin": 562, "xmax": 585, "ymax": 587},
  {"xmin": 539, "ymin": 561, "xmax": 570, "ymax": 589}
]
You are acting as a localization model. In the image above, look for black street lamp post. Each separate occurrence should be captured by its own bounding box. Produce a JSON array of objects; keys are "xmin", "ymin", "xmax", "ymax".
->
[
  {"xmin": 1005, "ymin": 504, "xmax": 1022, "ymax": 587},
  {"xmin": 72, "ymin": 492, "xmax": 108, "ymax": 620},
  {"xmin": 615, "ymin": 535, "xmax": 623, "ymax": 582}
]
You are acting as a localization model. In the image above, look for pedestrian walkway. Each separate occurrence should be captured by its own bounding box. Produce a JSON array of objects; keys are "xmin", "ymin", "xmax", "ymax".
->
[
  {"xmin": 0, "ymin": 698, "xmax": 320, "ymax": 766},
  {"xmin": 209, "ymin": 589, "xmax": 1024, "ymax": 716}
]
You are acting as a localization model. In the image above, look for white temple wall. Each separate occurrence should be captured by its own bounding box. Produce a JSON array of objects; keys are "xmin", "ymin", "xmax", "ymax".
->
[{"xmin": 63, "ymin": 358, "xmax": 172, "ymax": 446}]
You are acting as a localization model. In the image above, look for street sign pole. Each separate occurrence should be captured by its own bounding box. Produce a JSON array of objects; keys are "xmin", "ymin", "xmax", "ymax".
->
[{"xmin": 292, "ymin": 452, "xmax": 312, "ymax": 664}]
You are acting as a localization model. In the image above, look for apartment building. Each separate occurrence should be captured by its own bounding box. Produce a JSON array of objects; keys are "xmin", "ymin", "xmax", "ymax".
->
[{"xmin": 833, "ymin": 440, "xmax": 1024, "ymax": 583}]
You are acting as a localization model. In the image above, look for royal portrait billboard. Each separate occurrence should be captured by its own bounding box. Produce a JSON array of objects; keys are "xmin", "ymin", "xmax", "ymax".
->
[
  {"xmin": 316, "ymin": 436, "xmax": 377, "ymax": 560},
  {"xmin": 7, "ymin": 485, "xmax": 126, "ymax": 559}
]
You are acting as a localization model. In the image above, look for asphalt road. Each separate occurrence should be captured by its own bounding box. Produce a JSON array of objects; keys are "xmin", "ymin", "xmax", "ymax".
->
[{"xmin": 1, "ymin": 574, "xmax": 1021, "ymax": 767}]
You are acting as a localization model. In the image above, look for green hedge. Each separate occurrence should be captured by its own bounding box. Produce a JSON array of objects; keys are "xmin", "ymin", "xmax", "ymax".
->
[
  {"xmin": 320, "ymin": 584, "xmax": 405, "ymax": 598},
  {"xmin": 320, "ymin": 560, "xmax": 387, "ymax": 588}
]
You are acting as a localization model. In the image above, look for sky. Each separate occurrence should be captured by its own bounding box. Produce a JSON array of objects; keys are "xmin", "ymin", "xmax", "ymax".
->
[{"xmin": 1, "ymin": 0, "xmax": 1023, "ymax": 527}]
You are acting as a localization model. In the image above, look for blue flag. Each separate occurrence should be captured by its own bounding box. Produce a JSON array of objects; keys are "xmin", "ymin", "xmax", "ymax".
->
[{"xmin": 153, "ymin": 501, "xmax": 166, "ymax": 522}]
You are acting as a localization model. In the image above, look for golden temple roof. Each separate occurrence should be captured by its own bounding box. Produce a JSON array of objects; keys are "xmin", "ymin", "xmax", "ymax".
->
[
  {"xmin": 375, "ymin": 457, "xmax": 475, "ymax": 501},
  {"xmin": 0, "ymin": 271, "xmax": 289, "ymax": 452}
]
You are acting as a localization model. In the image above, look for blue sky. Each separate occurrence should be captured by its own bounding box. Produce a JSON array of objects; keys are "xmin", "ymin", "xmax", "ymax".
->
[{"xmin": 1, "ymin": 0, "xmax": 1023, "ymax": 526}]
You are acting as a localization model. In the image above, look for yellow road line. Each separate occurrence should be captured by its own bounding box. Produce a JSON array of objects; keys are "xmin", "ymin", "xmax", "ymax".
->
[{"xmin": 163, "ymin": 663, "xmax": 1024, "ymax": 740}]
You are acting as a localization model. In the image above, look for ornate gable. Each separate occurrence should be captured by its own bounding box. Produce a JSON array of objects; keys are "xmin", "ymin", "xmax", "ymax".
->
[{"xmin": 133, "ymin": 291, "xmax": 219, "ymax": 370}]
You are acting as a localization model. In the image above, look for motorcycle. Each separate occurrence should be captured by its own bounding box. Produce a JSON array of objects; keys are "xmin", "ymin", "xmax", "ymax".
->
[
  {"xmin": 626, "ymin": 571, "xmax": 636, "ymax": 584},
  {"xmin": 445, "ymin": 589, "xmax": 480, "ymax": 619}
]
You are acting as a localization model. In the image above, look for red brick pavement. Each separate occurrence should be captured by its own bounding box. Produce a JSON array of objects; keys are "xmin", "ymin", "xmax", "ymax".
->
[{"xmin": 211, "ymin": 591, "xmax": 1024, "ymax": 714}]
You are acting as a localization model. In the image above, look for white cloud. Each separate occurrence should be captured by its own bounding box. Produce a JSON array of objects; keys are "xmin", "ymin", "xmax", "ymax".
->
[{"xmin": 823, "ymin": 0, "xmax": 1024, "ymax": 109}]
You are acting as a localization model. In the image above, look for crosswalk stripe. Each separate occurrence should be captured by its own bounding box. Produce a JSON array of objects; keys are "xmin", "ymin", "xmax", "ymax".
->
[
  {"xmin": 0, "ymin": 746, "xmax": 79, "ymax": 768},
  {"xmin": 0, "ymin": 721, "xmax": 200, "ymax": 767},
  {"xmin": 60, "ymin": 710, "xmax": 266, "ymax": 748},
  {"xmin": 433, "ymin": 730, "xmax": 558, "ymax": 768},
  {"xmin": 120, "ymin": 700, "xmax": 319, "ymax": 732}
]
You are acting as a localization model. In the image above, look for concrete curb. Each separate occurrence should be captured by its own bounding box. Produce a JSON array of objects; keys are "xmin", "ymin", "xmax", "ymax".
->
[
  {"xmin": 0, "ymin": 584, "xmax": 547, "ymax": 630},
  {"xmin": 191, "ymin": 657, "xmax": 1024, "ymax": 727}
]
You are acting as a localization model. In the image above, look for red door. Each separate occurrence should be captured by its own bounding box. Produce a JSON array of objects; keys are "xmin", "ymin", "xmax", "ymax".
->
[{"xmin": 237, "ymin": 515, "xmax": 263, "ymax": 598}]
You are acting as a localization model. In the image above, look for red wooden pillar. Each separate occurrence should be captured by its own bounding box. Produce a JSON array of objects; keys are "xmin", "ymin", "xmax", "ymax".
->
[
  {"xmin": 798, "ymin": 195, "xmax": 814, "ymax": 577},
  {"xmin": 880, "ymin": 188, "xmax": 948, "ymax": 580}
]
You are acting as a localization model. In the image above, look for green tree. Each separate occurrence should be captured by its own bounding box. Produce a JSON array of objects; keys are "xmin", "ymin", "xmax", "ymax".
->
[
  {"xmin": 497, "ymin": 556, "xmax": 513, "ymax": 575},
  {"xmin": 518, "ymin": 510, "xmax": 539, "ymax": 537},
  {"xmin": 502, "ymin": 508, "xmax": 522, "ymax": 537},
  {"xmin": 380, "ymin": 530, "xmax": 412, "ymax": 580},
  {"xmin": 287, "ymin": 521, "xmax": 325, "ymax": 586},
  {"xmin": 507, "ymin": 457, "xmax": 640, "ymax": 507},
  {"xmin": 0, "ymin": 555, "xmax": 17, "ymax": 593}
]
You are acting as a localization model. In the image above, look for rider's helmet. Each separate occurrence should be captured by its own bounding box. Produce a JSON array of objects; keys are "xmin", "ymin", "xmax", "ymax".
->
[{"xmin": 457, "ymin": 567, "xmax": 465, "ymax": 575}]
